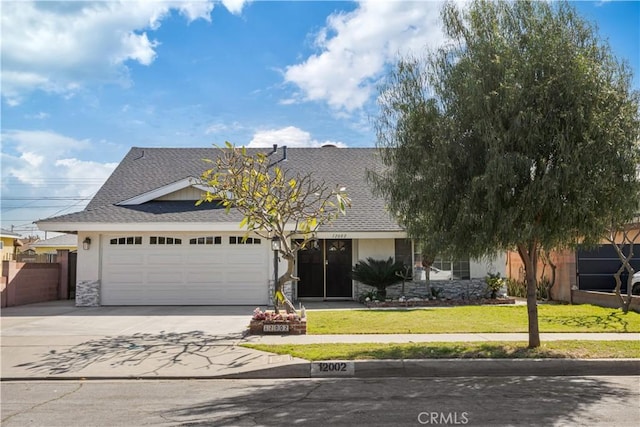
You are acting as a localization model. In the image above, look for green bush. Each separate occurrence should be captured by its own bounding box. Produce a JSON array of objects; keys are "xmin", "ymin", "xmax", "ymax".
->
[
  {"xmin": 352, "ymin": 257, "xmax": 405, "ymax": 299},
  {"xmin": 485, "ymin": 273, "xmax": 505, "ymax": 299},
  {"xmin": 506, "ymin": 277, "xmax": 550, "ymax": 300},
  {"xmin": 507, "ymin": 278, "xmax": 527, "ymax": 298},
  {"xmin": 358, "ymin": 289, "xmax": 381, "ymax": 303}
]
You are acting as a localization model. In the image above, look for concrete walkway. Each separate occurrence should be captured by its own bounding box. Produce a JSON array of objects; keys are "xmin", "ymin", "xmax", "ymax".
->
[{"xmin": 1, "ymin": 301, "xmax": 639, "ymax": 380}]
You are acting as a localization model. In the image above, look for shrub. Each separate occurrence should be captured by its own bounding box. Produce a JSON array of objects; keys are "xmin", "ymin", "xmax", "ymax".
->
[
  {"xmin": 352, "ymin": 257, "xmax": 405, "ymax": 299},
  {"xmin": 506, "ymin": 278, "xmax": 526, "ymax": 298},
  {"xmin": 485, "ymin": 273, "xmax": 506, "ymax": 299},
  {"xmin": 358, "ymin": 289, "xmax": 382, "ymax": 303},
  {"xmin": 506, "ymin": 278, "xmax": 550, "ymax": 300}
]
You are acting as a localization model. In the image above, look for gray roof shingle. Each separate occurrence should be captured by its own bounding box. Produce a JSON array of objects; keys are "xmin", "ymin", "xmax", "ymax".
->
[{"xmin": 37, "ymin": 146, "xmax": 402, "ymax": 233}]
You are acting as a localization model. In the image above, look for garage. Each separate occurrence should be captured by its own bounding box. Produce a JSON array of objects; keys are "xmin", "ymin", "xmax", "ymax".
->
[
  {"xmin": 577, "ymin": 244, "xmax": 640, "ymax": 293},
  {"xmin": 101, "ymin": 234, "xmax": 270, "ymax": 305}
]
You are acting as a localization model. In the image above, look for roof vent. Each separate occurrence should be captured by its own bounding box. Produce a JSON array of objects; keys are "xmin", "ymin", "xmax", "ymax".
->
[{"xmin": 321, "ymin": 143, "xmax": 338, "ymax": 148}]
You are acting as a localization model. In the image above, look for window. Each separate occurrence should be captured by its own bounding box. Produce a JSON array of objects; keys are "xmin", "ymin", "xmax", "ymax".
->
[
  {"xmin": 229, "ymin": 236, "xmax": 262, "ymax": 245},
  {"xmin": 411, "ymin": 241, "xmax": 471, "ymax": 280},
  {"xmin": 110, "ymin": 236, "xmax": 142, "ymax": 245},
  {"xmin": 189, "ymin": 236, "xmax": 221, "ymax": 245},
  {"xmin": 394, "ymin": 239, "xmax": 413, "ymax": 277},
  {"xmin": 150, "ymin": 236, "xmax": 182, "ymax": 245},
  {"xmin": 432, "ymin": 257, "xmax": 470, "ymax": 280}
]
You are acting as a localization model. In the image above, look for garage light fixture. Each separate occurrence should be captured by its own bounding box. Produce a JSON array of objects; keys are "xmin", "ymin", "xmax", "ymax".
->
[
  {"xmin": 82, "ymin": 237, "xmax": 91, "ymax": 250},
  {"xmin": 271, "ymin": 236, "xmax": 281, "ymax": 252}
]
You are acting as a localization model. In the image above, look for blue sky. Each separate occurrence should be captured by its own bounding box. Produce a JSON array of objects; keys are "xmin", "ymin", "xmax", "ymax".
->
[{"xmin": 1, "ymin": 0, "xmax": 639, "ymax": 237}]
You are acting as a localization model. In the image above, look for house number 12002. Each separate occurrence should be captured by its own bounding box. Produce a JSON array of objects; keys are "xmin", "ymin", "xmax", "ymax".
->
[
  {"xmin": 319, "ymin": 362, "xmax": 347, "ymax": 372},
  {"xmin": 310, "ymin": 361, "xmax": 355, "ymax": 376}
]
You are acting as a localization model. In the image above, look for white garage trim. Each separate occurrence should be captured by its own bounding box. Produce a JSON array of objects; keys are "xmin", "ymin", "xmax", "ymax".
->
[{"xmin": 100, "ymin": 233, "xmax": 270, "ymax": 305}]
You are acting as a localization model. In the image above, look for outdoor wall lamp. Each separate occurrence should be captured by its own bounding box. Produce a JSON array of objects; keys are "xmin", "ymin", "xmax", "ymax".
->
[
  {"xmin": 82, "ymin": 237, "xmax": 91, "ymax": 250},
  {"xmin": 271, "ymin": 236, "xmax": 281, "ymax": 252}
]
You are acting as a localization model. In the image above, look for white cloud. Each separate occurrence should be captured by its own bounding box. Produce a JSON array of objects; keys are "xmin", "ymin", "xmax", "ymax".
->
[
  {"xmin": 0, "ymin": 130, "xmax": 116, "ymax": 192},
  {"xmin": 221, "ymin": 0, "xmax": 250, "ymax": 15},
  {"xmin": 25, "ymin": 112, "xmax": 50, "ymax": 120},
  {"xmin": 284, "ymin": 1, "xmax": 446, "ymax": 112},
  {"xmin": 248, "ymin": 126, "xmax": 346, "ymax": 148},
  {"xmin": 1, "ymin": 130, "xmax": 91, "ymax": 158},
  {"xmin": 205, "ymin": 121, "xmax": 244, "ymax": 135},
  {"xmin": 1, "ymin": 130, "xmax": 118, "ymax": 230},
  {"xmin": 0, "ymin": 1, "xmax": 218, "ymax": 105}
]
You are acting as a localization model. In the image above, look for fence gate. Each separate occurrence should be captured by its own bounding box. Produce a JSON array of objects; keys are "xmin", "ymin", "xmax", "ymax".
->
[
  {"xmin": 68, "ymin": 251, "xmax": 77, "ymax": 299},
  {"xmin": 576, "ymin": 244, "xmax": 640, "ymax": 293}
]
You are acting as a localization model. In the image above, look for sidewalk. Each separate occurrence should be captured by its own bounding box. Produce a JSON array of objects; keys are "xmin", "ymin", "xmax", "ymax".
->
[{"xmin": 1, "ymin": 301, "xmax": 639, "ymax": 380}]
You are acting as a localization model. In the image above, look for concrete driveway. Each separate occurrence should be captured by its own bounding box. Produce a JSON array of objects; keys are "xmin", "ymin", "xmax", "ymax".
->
[
  {"xmin": 1, "ymin": 300, "xmax": 254, "ymax": 337},
  {"xmin": 1, "ymin": 301, "xmax": 305, "ymax": 379}
]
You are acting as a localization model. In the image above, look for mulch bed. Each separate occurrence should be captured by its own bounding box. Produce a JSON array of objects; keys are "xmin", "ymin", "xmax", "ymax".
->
[{"xmin": 364, "ymin": 298, "xmax": 517, "ymax": 308}]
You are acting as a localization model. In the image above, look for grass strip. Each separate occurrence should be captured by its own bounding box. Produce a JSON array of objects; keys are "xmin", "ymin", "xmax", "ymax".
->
[
  {"xmin": 306, "ymin": 305, "xmax": 640, "ymax": 334},
  {"xmin": 242, "ymin": 340, "xmax": 640, "ymax": 360}
]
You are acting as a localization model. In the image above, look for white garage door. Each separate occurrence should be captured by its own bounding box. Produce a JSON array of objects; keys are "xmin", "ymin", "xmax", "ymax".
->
[{"xmin": 101, "ymin": 234, "xmax": 270, "ymax": 305}]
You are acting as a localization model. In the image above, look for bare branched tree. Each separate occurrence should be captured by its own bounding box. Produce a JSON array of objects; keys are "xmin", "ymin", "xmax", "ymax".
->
[
  {"xmin": 604, "ymin": 222, "xmax": 640, "ymax": 313},
  {"xmin": 198, "ymin": 143, "xmax": 350, "ymax": 313}
]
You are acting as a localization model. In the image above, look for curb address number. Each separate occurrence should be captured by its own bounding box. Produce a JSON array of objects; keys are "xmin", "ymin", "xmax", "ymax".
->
[{"xmin": 311, "ymin": 361, "xmax": 355, "ymax": 376}]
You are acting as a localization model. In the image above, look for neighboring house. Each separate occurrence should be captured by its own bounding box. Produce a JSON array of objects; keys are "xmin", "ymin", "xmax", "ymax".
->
[
  {"xmin": 506, "ymin": 222, "xmax": 640, "ymax": 301},
  {"xmin": 36, "ymin": 146, "xmax": 505, "ymax": 306},
  {"xmin": 0, "ymin": 228, "xmax": 22, "ymax": 261},
  {"xmin": 29, "ymin": 234, "xmax": 78, "ymax": 254}
]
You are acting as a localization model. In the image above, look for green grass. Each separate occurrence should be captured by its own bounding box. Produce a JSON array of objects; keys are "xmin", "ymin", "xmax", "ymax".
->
[
  {"xmin": 243, "ymin": 340, "xmax": 640, "ymax": 360},
  {"xmin": 306, "ymin": 304, "xmax": 640, "ymax": 334}
]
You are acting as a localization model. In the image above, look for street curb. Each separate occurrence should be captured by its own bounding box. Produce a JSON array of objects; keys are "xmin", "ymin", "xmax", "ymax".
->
[
  {"xmin": 2, "ymin": 359, "xmax": 638, "ymax": 381},
  {"xmin": 226, "ymin": 358, "xmax": 640, "ymax": 379}
]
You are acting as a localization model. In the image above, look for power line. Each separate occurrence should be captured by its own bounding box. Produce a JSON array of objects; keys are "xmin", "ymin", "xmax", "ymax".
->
[{"xmin": 1, "ymin": 197, "xmax": 93, "ymax": 200}]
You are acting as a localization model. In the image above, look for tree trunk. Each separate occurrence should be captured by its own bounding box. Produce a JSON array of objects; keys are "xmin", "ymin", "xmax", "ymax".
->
[
  {"xmin": 607, "ymin": 226, "xmax": 639, "ymax": 314},
  {"xmin": 540, "ymin": 250, "xmax": 556, "ymax": 301},
  {"xmin": 274, "ymin": 252, "xmax": 297, "ymax": 314},
  {"xmin": 517, "ymin": 242, "xmax": 541, "ymax": 348}
]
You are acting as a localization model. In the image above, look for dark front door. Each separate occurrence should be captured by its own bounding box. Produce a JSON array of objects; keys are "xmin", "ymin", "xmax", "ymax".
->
[
  {"xmin": 297, "ymin": 241, "xmax": 324, "ymax": 298},
  {"xmin": 326, "ymin": 239, "xmax": 352, "ymax": 298}
]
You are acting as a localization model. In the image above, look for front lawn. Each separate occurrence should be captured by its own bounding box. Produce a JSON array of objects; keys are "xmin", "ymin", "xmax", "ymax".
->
[
  {"xmin": 306, "ymin": 304, "xmax": 640, "ymax": 334},
  {"xmin": 243, "ymin": 340, "xmax": 640, "ymax": 360}
]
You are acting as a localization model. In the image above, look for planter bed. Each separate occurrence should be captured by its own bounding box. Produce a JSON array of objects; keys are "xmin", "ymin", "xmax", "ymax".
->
[
  {"xmin": 249, "ymin": 319, "xmax": 307, "ymax": 335},
  {"xmin": 364, "ymin": 298, "xmax": 516, "ymax": 308}
]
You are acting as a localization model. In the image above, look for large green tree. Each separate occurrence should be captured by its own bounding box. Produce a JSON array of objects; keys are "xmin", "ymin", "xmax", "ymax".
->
[
  {"xmin": 198, "ymin": 143, "xmax": 350, "ymax": 314},
  {"xmin": 370, "ymin": 0, "xmax": 640, "ymax": 347}
]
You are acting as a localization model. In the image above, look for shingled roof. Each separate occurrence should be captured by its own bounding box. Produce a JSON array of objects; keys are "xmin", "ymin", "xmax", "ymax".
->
[{"xmin": 37, "ymin": 146, "xmax": 403, "ymax": 233}]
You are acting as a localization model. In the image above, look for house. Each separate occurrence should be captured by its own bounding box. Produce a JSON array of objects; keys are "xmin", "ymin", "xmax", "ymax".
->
[
  {"xmin": 0, "ymin": 228, "xmax": 22, "ymax": 262},
  {"xmin": 507, "ymin": 222, "xmax": 640, "ymax": 302},
  {"xmin": 36, "ymin": 146, "xmax": 505, "ymax": 306},
  {"xmin": 29, "ymin": 234, "xmax": 78, "ymax": 254}
]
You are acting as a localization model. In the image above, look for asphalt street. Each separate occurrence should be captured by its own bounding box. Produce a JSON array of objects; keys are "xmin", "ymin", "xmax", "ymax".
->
[{"xmin": 2, "ymin": 376, "xmax": 639, "ymax": 427}]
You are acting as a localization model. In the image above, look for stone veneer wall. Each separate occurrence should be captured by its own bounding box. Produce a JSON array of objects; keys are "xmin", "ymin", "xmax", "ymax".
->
[
  {"xmin": 76, "ymin": 280, "xmax": 100, "ymax": 306},
  {"xmin": 356, "ymin": 279, "xmax": 507, "ymax": 301},
  {"xmin": 268, "ymin": 280, "xmax": 294, "ymax": 306}
]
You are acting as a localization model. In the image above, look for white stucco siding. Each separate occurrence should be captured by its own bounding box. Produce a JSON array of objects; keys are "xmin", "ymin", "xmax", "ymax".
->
[
  {"xmin": 355, "ymin": 239, "xmax": 396, "ymax": 262},
  {"xmin": 470, "ymin": 253, "xmax": 507, "ymax": 278},
  {"xmin": 77, "ymin": 232, "xmax": 100, "ymax": 284}
]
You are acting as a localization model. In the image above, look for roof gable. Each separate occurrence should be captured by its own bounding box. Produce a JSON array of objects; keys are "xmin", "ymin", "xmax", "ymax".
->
[{"xmin": 117, "ymin": 177, "xmax": 215, "ymax": 205}]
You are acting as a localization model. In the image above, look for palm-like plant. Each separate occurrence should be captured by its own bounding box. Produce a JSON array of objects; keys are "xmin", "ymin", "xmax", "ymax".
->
[{"xmin": 352, "ymin": 257, "xmax": 405, "ymax": 299}]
